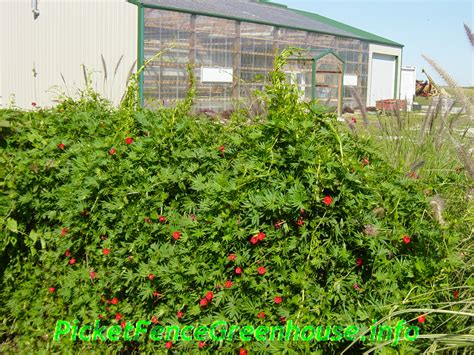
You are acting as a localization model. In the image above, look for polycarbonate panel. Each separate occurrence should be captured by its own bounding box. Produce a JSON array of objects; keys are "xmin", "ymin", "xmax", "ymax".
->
[
  {"xmin": 144, "ymin": 9, "xmax": 191, "ymax": 107},
  {"xmin": 142, "ymin": 8, "xmax": 372, "ymax": 111}
]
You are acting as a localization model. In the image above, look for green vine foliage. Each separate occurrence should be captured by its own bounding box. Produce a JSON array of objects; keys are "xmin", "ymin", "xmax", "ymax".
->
[{"xmin": 0, "ymin": 51, "xmax": 468, "ymax": 353}]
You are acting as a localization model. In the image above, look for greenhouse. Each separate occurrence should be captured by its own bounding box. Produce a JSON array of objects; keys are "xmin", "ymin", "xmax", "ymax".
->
[{"xmin": 130, "ymin": 0, "xmax": 404, "ymax": 112}]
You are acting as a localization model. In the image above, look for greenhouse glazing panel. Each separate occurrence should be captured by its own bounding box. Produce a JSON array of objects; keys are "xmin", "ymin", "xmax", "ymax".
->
[
  {"xmin": 240, "ymin": 22, "xmax": 275, "ymax": 97},
  {"xmin": 284, "ymin": 59, "xmax": 313, "ymax": 101},
  {"xmin": 194, "ymin": 15, "xmax": 236, "ymax": 111},
  {"xmin": 142, "ymin": 9, "xmax": 371, "ymax": 111},
  {"xmin": 144, "ymin": 9, "xmax": 192, "ymax": 107},
  {"xmin": 275, "ymin": 28, "xmax": 369, "ymax": 108}
]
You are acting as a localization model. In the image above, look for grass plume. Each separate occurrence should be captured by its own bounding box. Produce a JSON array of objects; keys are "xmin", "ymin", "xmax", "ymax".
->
[
  {"xmin": 422, "ymin": 54, "xmax": 472, "ymax": 118},
  {"xmin": 464, "ymin": 23, "xmax": 474, "ymax": 46},
  {"xmin": 101, "ymin": 54, "xmax": 107, "ymax": 84}
]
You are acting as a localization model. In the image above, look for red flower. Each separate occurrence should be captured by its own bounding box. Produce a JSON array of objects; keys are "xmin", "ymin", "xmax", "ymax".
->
[
  {"xmin": 115, "ymin": 313, "xmax": 122, "ymax": 321},
  {"xmin": 151, "ymin": 315, "xmax": 158, "ymax": 324},
  {"xmin": 148, "ymin": 274, "xmax": 155, "ymax": 281},
  {"xmin": 258, "ymin": 266, "xmax": 266, "ymax": 275},
  {"xmin": 323, "ymin": 196, "xmax": 333, "ymax": 205},
  {"xmin": 200, "ymin": 298, "xmax": 208, "ymax": 307},
  {"xmin": 31, "ymin": 102, "xmax": 37, "ymax": 107},
  {"xmin": 250, "ymin": 236, "xmax": 258, "ymax": 245},
  {"xmin": 280, "ymin": 317, "xmax": 286, "ymax": 323},
  {"xmin": 111, "ymin": 297, "xmax": 119, "ymax": 305},
  {"xmin": 120, "ymin": 321, "xmax": 126, "ymax": 329},
  {"xmin": 205, "ymin": 291, "xmax": 214, "ymax": 301},
  {"xmin": 354, "ymin": 283, "xmax": 360, "ymax": 290},
  {"xmin": 356, "ymin": 258, "xmax": 364, "ymax": 267},
  {"xmin": 274, "ymin": 221, "xmax": 283, "ymax": 229},
  {"xmin": 49, "ymin": 287, "xmax": 56, "ymax": 293},
  {"xmin": 158, "ymin": 215, "xmax": 166, "ymax": 223},
  {"xmin": 453, "ymin": 290, "xmax": 459, "ymax": 299},
  {"xmin": 218, "ymin": 145, "xmax": 225, "ymax": 153},
  {"xmin": 103, "ymin": 248, "xmax": 110, "ymax": 255},
  {"xmin": 172, "ymin": 231, "xmax": 181, "ymax": 240},
  {"xmin": 57, "ymin": 143, "xmax": 65, "ymax": 150},
  {"xmin": 165, "ymin": 341, "xmax": 173, "ymax": 349},
  {"xmin": 297, "ymin": 218, "xmax": 304, "ymax": 226},
  {"xmin": 417, "ymin": 315, "xmax": 426, "ymax": 324},
  {"xmin": 125, "ymin": 137, "xmax": 133, "ymax": 145},
  {"xmin": 257, "ymin": 232, "xmax": 265, "ymax": 241},
  {"xmin": 274, "ymin": 296, "xmax": 283, "ymax": 304},
  {"xmin": 228, "ymin": 254, "xmax": 236, "ymax": 261},
  {"xmin": 235, "ymin": 267, "xmax": 242, "ymax": 275},
  {"xmin": 177, "ymin": 311, "xmax": 183, "ymax": 319},
  {"xmin": 60, "ymin": 227, "xmax": 69, "ymax": 236},
  {"xmin": 351, "ymin": 117, "xmax": 357, "ymax": 124},
  {"xmin": 362, "ymin": 158, "xmax": 370, "ymax": 165},
  {"xmin": 65, "ymin": 249, "xmax": 70, "ymax": 257},
  {"xmin": 225, "ymin": 280, "xmax": 233, "ymax": 288},
  {"xmin": 257, "ymin": 311, "xmax": 265, "ymax": 319},
  {"xmin": 108, "ymin": 147, "xmax": 117, "ymax": 155},
  {"xmin": 69, "ymin": 258, "xmax": 76, "ymax": 265},
  {"xmin": 403, "ymin": 235, "xmax": 411, "ymax": 244},
  {"xmin": 153, "ymin": 290, "xmax": 160, "ymax": 297},
  {"xmin": 239, "ymin": 349, "xmax": 248, "ymax": 355},
  {"xmin": 198, "ymin": 341, "xmax": 206, "ymax": 349},
  {"xmin": 89, "ymin": 271, "xmax": 96, "ymax": 279}
]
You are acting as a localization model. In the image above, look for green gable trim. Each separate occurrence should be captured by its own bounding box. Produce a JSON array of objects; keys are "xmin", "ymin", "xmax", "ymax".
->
[{"xmin": 289, "ymin": 7, "xmax": 403, "ymax": 48}]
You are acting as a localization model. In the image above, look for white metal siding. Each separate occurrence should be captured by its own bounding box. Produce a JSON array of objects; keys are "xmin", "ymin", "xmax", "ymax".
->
[
  {"xmin": 0, "ymin": 0, "xmax": 137, "ymax": 109},
  {"xmin": 400, "ymin": 66, "xmax": 416, "ymax": 111}
]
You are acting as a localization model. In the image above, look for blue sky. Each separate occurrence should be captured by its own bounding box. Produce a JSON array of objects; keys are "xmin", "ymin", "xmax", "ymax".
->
[{"xmin": 276, "ymin": 0, "xmax": 473, "ymax": 87}]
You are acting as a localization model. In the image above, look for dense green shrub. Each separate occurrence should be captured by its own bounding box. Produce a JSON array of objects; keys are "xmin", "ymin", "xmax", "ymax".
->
[{"xmin": 0, "ymin": 52, "xmax": 470, "ymax": 353}]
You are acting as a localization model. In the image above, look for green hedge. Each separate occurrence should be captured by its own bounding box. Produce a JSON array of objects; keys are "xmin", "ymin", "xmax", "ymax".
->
[{"xmin": 0, "ymin": 53, "xmax": 468, "ymax": 353}]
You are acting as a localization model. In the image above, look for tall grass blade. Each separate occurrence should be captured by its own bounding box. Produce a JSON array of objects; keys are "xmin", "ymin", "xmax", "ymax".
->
[
  {"xmin": 82, "ymin": 64, "xmax": 88, "ymax": 86},
  {"xmin": 124, "ymin": 60, "xmax": 136, "ymax": 89},
  {"xmin": 101, "ymin": 54, "xmax": 107, "ymax": 84},
  {"xmin": 350, "ymin": 87, "xmax": 369, "ymax": 126},
  {"xmin": 60, "ymin": 72, "xmax": 67, "ymax": 87},
  {"xmin": 464, "ymin": 23, "xmax": 474, "ymax": 46},
  {"xmin": 113, "ymin": 55, "xmax": 124, "ymax": 79},
  {"xmin": 422, "ymin": 54, "xmax": 472, "ymax": 118}
]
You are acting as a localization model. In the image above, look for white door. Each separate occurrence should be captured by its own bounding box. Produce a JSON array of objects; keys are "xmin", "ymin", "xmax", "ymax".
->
[
  {"xmin": 400, "ymin": 66, "xmax": 416, "ymax": 110},
  {"xmin": 369, "ymin": 53, "xmax": 396, "ymax": 106}
]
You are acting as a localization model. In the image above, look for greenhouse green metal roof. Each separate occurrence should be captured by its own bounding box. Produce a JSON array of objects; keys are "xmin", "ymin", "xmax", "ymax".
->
[{"xmin": 129, "ymin": 0, "xmax": 403, "ymax": 47}]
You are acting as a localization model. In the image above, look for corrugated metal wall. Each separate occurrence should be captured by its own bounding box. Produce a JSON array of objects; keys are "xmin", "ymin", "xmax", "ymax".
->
[{"xmin": 0, "ymin": 0, "xmax": 137, "ymax": 108}]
